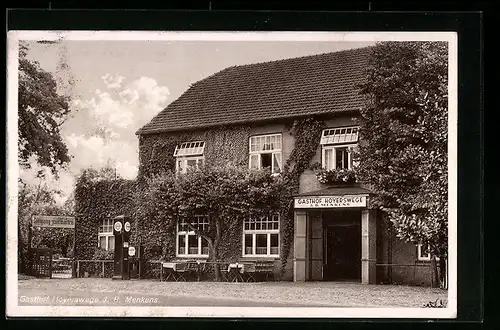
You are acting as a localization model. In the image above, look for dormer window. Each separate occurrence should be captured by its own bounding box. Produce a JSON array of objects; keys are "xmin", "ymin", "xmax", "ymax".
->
[
  {"xmin": 174, "ymin": 141, "xmax": 205, "ymax": 174},
  {"xmin": 321, "ymin": 126, "xmax": 359, "ymax": 171},
  {"xmin": 249, "ymin": 133, "xmax": 282, "ymax": 173}
]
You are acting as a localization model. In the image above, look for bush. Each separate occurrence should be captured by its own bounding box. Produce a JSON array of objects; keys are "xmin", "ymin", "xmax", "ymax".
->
[
  {"xmin": 423, "ymin": 299, "xmax": 447, "ymax": 308},
  {"xmin": 92, "ymin": 248, "xmax": 114, "ymax": 260},
  {"xmin": 314, "ymin": 168, "xmax": 357, "ymax": 184}
]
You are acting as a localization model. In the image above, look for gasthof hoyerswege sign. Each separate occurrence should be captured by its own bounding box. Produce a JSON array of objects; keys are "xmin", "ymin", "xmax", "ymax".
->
[{"xmin": 294, "ymin": 195, "xmax": 367, "ymax": 208}]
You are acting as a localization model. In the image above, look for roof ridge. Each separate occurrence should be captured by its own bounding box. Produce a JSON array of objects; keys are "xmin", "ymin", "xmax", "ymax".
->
[
  {"xmin": 137, "ymin": 45, "xmax": 373, "ymax": 135},
  {"xmin": 229, "ymin": 45, "xmax": 374, "ymax": 70}
]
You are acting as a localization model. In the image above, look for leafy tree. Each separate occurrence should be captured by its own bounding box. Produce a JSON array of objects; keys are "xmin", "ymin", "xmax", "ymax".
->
[
  {"xmin": 18, "ymin": 42, "xmax": 72, "ymax": 174},
  {"xmin": 17, "ymin": 172, "xmax": 74, "ymax": 273},
  {"xmin": 77, "ymin": 164, "xmax": 121, "ymax": 183},
  {"xmin": 356, "ymin": 41, "xmax": 448, "ymax": 287},
  {"xmin": 137, "ymin": 165, "xmax": 290, "ymax": 281}
]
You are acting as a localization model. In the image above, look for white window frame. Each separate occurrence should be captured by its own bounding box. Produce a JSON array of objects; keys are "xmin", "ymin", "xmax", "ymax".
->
[
  {"xmin": 321, "ymin": 126, "xmax": 359, "ymax": 145},
  {"xmin": 417, "ymin": 244, "xmax": 430, "ymax": 261},
  {"xmin": 174, "ymin": 141, "xmax": 205, "ymax": 174},
  {"xmin": 248, "ymin": 133, "xmax": 282, "ymax": 173},
  {"xmin": 322, "ymin": 144, "xmax": 356, "ymax": 171},
  {"xmin": 98, "ymin": 219, "xmax": 114, "ymax": 251},
  {"xmin": 417, "ymin": 244, "xmax": 440, "ymax": 261},
  {"xmin": 176, "ymin": 216, "xmax": 209, "ymax": 258},
  {"xmin": 176, "ymin": 156, "xmax": 204, "ymax": 174},
  {"xmin": 242, "ymin": 214, "xmax": 280, "ymax": 258},
  {"xmin": 321, "ymin": 126, "xmax": 359, "ymax": 171},
  {"xmin": 174, "ymin": 141, "xmax": 205, "ymax": 157}
]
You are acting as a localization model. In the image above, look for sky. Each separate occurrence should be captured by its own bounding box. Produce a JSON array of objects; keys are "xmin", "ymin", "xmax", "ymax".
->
[{"xmin": 19, "ymin": 37, "xmax": 375, "ymax": 204}]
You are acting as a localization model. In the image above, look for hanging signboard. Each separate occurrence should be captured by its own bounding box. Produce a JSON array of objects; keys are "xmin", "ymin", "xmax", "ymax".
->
[
  {"xmin": 294, "ymin": 195, "xmax": 367, "ymax": 209},
  {"xmin": 32, "ymin": 215, "xmax": 76, "ymax": 229}
]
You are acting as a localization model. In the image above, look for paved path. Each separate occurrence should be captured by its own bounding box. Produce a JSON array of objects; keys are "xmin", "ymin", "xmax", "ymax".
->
[
  {"xmin": 18, "ymin": 278, "xmax": 448, "ymax": 308},
  {"xmin": 18, "ymin": 287, "xmax": 337, "ymax": 307}
]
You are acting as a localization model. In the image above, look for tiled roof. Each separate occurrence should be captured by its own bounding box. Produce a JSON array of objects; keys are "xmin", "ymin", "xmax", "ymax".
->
[{"xmin": 137, "ymin": 46, "xmax": 373, "ymax": 135}]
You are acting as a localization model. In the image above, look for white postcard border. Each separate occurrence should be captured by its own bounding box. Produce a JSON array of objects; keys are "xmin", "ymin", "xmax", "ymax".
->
[{"xmin": 6, "ymin": 30, "xmax": 458, "ymax": 319}]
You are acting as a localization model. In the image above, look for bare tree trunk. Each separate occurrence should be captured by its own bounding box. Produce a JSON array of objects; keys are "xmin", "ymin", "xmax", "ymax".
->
[
  {"xmin": 18, "ymin": 224, "xmax": 25, "ymax": 274},
  {"xmin": 439, "ymin": 256, "xmax": 447, "ymax": 289},
  {"xmin": 213, "ymin": 220, "xmax": 222, "ymax": 281},
  {"xmin": 431, "ymin": 255, "xmax": 439, "ymax": 288}
]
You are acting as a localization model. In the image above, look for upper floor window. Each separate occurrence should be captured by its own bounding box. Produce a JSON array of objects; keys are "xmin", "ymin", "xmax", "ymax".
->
[
  {"xmin": 321, "ymin": 126, "xmax": 359, "ymax": 171},
  {"xmin": 243, "ymin": 214, "xmax": 280, "ymax": 257},
  {"xmin": 177, "ymin": 216, "xmax": 209, "ymax": 257},
  {"xmin": 249, "ymin": 134, "xmax": 282, "ymax": 173},
  {"xmin": 174, "ymin": 141, "xmax": 205, "ymax": 174},
  {"xmin": 98, "ymin": 219, "xmax": 114, "ymax": 251}
]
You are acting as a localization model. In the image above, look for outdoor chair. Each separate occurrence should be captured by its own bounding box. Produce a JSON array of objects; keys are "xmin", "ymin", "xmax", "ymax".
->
[
  {"xmin": 255, "ymin": 261, "xmax": 275, "ymax": 281},
  {"xmin": 184, "ymin": 261, "xmax": 200, "ymax": 281},
  {"xmin": 242, "ymin": 262, "xmax": 256, "ymax": 282},
  {"xmin": 192, "ymin": 260, "xmax": 209, "ymax": 281},
  {"xmin": 162, "ymin": 261, "xmax": 190, "ymax": 281},
  {"xmin": 161, "ymin": 262, "xmax": 178, "ymax": 281},
  {"xmin": 227, "ymin": 262, "xmax": 256, "ymax": 282}
]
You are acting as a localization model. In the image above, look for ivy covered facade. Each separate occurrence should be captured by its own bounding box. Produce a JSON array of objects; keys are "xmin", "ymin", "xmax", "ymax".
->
[{"xmin": 76, "ymin": 46, "xmax": 439, "ymax": 285}]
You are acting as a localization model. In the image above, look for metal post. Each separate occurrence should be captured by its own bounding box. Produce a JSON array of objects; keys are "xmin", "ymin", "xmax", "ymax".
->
[
  {"xmin": 49, "ymin": 249, "xmax": 53, "ymax": 279},
  {"xmin": 72, "ymin": 215, "xmax": 77, "ymax": 257},
  {"xmin": 77, "ymin": 260, "xmax": 80, "ymax": 278},
  {"xmin": 102, "ymin": 261, "xmax": 105, "ymax": 278}
]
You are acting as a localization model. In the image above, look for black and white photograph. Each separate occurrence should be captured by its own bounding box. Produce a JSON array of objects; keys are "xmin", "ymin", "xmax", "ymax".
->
[{"xmin": 6, "ymin": 31, "xmax": 457, "ymax": 318}]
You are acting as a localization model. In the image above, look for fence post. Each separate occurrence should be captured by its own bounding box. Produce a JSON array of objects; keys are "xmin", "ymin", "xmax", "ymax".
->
[
  {"xmin": 102, "ymin": 261, "xmax": 105, "ymax": 278},
  {"xmin": 77, "ymin": 260, "xmax": 80, "ymax": 278}
]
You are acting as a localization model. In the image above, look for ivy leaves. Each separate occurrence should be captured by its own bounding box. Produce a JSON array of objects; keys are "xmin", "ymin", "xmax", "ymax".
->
[
  {"xmin": 137, "ymin": 165, "xmax": 288, "ymax": 261},
  {"xmin": 286, "ymin": 118, "xmax": 325, "ymax": 180},
  {"xmin": 357, "ymin": 41, "xmax": 448, "ymax": 256},
  {"xmin": 280, "ymin": 117, "xmax": 325, "ymax": 273},
  {"xmin": 75, "ymin": 169, "xmax": 137, "ymax": 260}
]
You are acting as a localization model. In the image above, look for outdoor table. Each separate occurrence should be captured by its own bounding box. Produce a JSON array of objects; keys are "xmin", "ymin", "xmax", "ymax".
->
[
  {"xmin": 162, "ymin": 261, "xmax": 193, "ymax": 281},
  {"xmin": 227, "ymin": 262, "xmax": 256, "ymax": 282},
  {"xmin": 161, "ymin": 262, "xmax": 177, "ymax": 281}
]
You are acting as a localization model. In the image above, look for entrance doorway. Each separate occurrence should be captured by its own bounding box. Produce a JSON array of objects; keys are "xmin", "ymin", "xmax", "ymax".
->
[{"xmin": 323, "ymin": 211, "xmax": 361, "ymax": 281}]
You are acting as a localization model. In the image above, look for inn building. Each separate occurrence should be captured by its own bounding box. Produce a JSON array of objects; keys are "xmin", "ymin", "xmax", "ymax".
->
[{"xmin": 133, "ymin": 46, "xmax": 436, "ymax": 286}]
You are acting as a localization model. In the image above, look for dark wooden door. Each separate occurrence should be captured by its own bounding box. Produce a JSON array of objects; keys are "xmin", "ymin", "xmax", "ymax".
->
[{"xmin": 324, "ymin": 225, "xmax": 361, "ymax": 281}]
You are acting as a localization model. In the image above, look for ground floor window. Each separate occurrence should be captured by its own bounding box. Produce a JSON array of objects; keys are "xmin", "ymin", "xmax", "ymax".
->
[
  {"xmin": 98, "ymin": 219, "xmax": 114, "ymax": 251},
  {"xmin": 243, "ymin": 214, "xmax": 279, "ymax": 257},
  {"xmin": 177, "ymin": 216, "xmax": 209, "ymax": 257},
  {"xmin": 417, "ymin": 244, "xmax": 440, "ymax": 261}
]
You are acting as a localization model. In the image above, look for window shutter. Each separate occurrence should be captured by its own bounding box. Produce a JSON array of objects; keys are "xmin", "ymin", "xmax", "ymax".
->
[
  {"xmin": 250, "ymin": 154, "xmax": 259, "ymax": 169},
  {"xmin": 351, "ymin": 145, "xmax": 360, "ymax": 168},
  {"xmin": 324, "ymin": 148, "xmax": 333, "ymax": 170},
  {"xmin": 272, "ymin": 153, "xmax": 282, "ymax": 173}
]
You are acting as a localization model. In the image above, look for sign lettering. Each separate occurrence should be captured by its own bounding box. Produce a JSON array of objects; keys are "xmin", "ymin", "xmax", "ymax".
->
[
  {"xmin": 32, "ymin": 215, "xmax": 75, "ymax": 228},
  {"xmin": 294, "ymin": 195, "xmax": 367, "ymax": 208}
]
